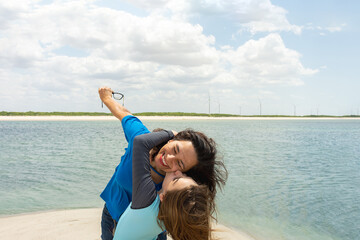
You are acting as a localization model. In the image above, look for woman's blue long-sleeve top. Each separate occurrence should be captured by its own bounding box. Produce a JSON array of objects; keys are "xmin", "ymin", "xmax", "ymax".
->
[{"xmin": 100, "ymin": 115, "xmax": 164, "ymax": 221}]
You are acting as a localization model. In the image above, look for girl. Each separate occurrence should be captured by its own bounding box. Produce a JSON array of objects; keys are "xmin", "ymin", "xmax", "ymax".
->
[{"xmin": 113, "ymin": 130, "xmax": 214, "ymax": 240}]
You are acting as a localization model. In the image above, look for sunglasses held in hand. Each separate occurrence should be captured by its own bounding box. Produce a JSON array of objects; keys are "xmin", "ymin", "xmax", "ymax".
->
[{"xmin": 101, "ymin": 92, "xmax": 124, "ymax": 108}]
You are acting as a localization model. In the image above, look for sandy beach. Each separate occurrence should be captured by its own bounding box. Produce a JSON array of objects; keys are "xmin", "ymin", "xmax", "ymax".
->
[
  {"xmin": 1, "ymin": 115, "xmax": 358, "ymax": 121},
  {"xmin": 0, "ymin": 208, "xmax": 254, "ymax": 240}
]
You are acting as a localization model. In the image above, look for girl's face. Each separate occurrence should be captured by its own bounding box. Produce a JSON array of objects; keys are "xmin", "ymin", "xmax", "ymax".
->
[
  {"xmin": 161, "ymin": 171, "xmax": 197, "ymax": 196},
  {"xmin": 153, "ymin": 140, "xmax": 198, "ymax": 174}
]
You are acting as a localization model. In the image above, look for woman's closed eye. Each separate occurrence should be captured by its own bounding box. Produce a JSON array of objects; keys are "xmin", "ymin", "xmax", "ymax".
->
[
  {"xmin": 173, "ymin": 146, "xmax": 184, "ymax": 170},
  {"xmin": 177, "ymin": 160, "xmax": 185, "ymax": 170},
  {"xmin": 177, "ymin": 161, "xmax": 182, "ymax": 170}
]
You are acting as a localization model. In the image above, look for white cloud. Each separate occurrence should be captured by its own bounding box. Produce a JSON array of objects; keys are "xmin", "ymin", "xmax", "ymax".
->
[
  {"xmin": 122, "ymin": 0, "xmax": 171, "ymax": 11},
  {"xmin": 217, "ymin": 33, "xmax": 317, "ymax": 86},
  {"xmin": 304, "ymin": 23, "xmax": 346, "ymax": 35},
  {"xmin": 0, "ymin": 0, "xmax": 317, "ymax": 113},
  {"xmin": 326, "ymin": 23, "xmax": 346, "ymax": 33},
  {"xmin": 230, "ymin": 0, "xmax": 302, "ymax": 34},
  {"xmin": 123, "ymin": 17, "xmax": 218, "ymax": 66},
  {"xmin": 121, "ymin": 0, "xmax": 302, "ymax": 34},
  {"xmin": 0, "ymin": 1, "xmax": 38, "ymax": 29}
]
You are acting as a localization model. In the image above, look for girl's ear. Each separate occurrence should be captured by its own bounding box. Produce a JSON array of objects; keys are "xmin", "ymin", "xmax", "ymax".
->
[{"xmin": 159, "ymin": 193, "xmax": 165, "ymax": 202}]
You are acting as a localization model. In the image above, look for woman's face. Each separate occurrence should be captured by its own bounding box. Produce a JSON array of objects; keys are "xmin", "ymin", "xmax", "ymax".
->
[
  {"xmin": 161, "ymin": 171, "xmax": 197, "ymax": 195},
  {"xmin": 153, "ymin": 140, "xmax": 198, "ymax": 174}
]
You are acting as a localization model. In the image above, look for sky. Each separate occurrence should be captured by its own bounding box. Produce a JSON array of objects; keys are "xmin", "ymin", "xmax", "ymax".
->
[{"xmin": 0, "ymin": 0, "xmax": 359, "ymax": 116}]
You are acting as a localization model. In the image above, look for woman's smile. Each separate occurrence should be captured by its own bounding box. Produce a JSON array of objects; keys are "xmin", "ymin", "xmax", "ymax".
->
[{"xmin": 159, "ymin": 153, "xmax": 169, "ymax": 167}]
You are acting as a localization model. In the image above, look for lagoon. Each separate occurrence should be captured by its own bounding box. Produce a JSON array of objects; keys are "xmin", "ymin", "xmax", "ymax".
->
[{"xmin": 0, "ymin": 119, "xmax": 359, "ymax": 240}]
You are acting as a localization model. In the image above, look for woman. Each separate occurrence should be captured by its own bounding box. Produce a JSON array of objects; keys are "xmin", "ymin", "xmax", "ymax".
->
[
  {"xmin": 114, "ymin": 130, "xmax": 213, "ymax": 240},
  {"xmin": 98, "ymin": 87, "xmax": 227, "ymax": 240}
]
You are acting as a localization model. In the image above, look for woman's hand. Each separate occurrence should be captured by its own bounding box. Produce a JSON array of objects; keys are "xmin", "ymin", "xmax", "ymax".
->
[
  {"xmin": 98, "ymin": 86, "xmax": 132, "ymax": 121},
  {"xmin": 98, "ymin": 86, "xmax": 113, "ymax": 103}
]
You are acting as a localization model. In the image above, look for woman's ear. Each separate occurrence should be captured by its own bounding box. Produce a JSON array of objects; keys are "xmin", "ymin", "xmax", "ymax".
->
[
  {"xmin": 149, "ymin": 149, "xmax": 155, "ymax": 162},
  {"xmin": 159, "ymin": 193, "xmax": 165, "ymax": 202}
]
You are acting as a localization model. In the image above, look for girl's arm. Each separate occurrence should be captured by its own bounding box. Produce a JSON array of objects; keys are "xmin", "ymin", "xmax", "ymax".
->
[{"xmin": 131, "ymin": 130, "xmax": 174, "ymax": 209}]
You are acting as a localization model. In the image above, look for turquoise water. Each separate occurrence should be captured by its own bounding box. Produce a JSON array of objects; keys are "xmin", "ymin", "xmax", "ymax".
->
[{"xmin": 0, "ymin": 119, "xmax": 359, "ymax": 240}]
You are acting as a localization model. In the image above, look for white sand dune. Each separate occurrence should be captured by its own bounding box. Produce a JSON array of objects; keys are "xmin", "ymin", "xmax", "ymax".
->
[{"xmin": 0, "ymin": 208, "xmax": 254, "ymax": 240}]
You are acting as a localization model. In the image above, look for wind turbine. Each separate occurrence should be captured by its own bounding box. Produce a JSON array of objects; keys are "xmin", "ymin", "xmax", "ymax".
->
[
  {"xmin": 258, "ymin": 98, "xmax": 262, "ymax": 115},
  {"xmin": 217, "ymin": 97, "xmax": 220, "ymax": 114},
  {"xmin": 208, "ymin": 92, "xmax": 211, "ymax": 115}
]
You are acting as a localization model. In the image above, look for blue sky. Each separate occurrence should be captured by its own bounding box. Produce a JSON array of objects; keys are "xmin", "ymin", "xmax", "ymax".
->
[{"xmin": 0, "ymin": 0, "xmax": 359, "ymax": 115}]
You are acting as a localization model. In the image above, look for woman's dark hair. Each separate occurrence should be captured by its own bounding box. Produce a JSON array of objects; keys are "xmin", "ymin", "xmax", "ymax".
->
[
  {"xmin": 174, "ymin": 129, "xmax": 228, "ymax": 200},
  {"xmin": 151, "ymin": 128, "xmax": 228, "ymax": 200}
]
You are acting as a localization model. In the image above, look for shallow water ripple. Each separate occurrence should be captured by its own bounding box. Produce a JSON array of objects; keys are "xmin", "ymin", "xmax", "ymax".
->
[{"xmin": 1, "ymin": 120, "xmax": 359, "ymax": 240}]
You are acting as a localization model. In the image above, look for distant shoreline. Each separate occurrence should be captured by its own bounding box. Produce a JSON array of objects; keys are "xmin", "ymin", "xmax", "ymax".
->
[
  {"xmin": 1, "ymin": 115, "xmax": 360, "ymax": 121},
  {"xmin": 1, "ymin": 111, "xmax": 359, "ymax": 119}
]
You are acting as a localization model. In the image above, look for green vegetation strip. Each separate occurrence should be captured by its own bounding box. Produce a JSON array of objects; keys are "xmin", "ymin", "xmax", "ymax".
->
[
  {"xmin": 0, "ymin": 111, "xmax": 112, "ymax": 116},
  {"xmin": 134, "ymin": 112, "xmax": 240, "ymax": 117},
  {"xmin": 1, "ymin": 111, "xmax": 359, "ymax": 118}
]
